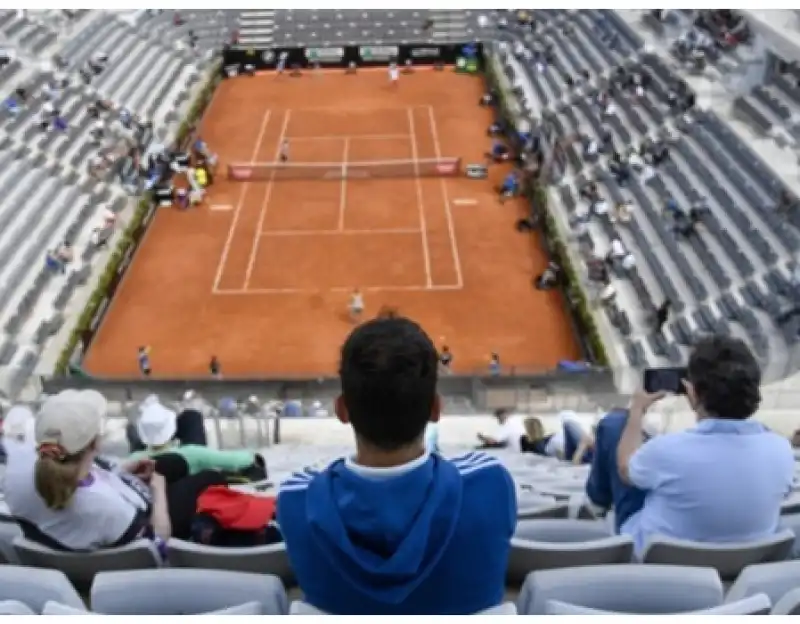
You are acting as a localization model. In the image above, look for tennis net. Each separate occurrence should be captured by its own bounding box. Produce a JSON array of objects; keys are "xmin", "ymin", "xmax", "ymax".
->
[{"xmin": 227, "ymin": 157, "xmax": 462, "ymax": 181}]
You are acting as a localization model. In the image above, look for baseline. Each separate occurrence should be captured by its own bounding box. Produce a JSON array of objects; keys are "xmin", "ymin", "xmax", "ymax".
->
[
  {"xmin": 284, "ymin": 134, "xmax": 410, "ymax": 141},
  {"xmin": 215, "ymin": 284, "xmax": 463, "ymax": 296}
]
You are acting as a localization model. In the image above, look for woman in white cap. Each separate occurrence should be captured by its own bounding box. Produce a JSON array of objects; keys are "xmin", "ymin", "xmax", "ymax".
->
[
  {"xmin": 130, "ymin": 398, "xmax": 264, "ymax": 476},
  {"xmin": 3, "ymin": 390, "xmax": 172, "ymax": 551}
]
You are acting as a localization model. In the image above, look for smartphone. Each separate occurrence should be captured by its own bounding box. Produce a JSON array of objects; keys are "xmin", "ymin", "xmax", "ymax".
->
[{"xmin": 643, "ymin": 367, "xmax": 688, "ymax": 395}]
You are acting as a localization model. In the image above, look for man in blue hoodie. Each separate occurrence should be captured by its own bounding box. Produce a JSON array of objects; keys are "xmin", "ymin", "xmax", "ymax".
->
[{"xmin": 277, "ymin": 317, "xmax": 517, "ymax": 615}]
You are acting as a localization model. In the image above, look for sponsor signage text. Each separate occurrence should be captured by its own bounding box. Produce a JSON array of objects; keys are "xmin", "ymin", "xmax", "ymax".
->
[
  {"xmin": 410, "ymin": 47, "xmax": 441, "ymax": 59},
  {"xmin": 306, "ymin": 47, "xmax": 344, "ymax": 63},
  {"xmin": 359, "ymin": 45, "xmax": 399, "ymax": 60}
]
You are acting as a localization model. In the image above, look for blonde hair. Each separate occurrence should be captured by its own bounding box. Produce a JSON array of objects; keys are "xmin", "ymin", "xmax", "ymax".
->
[
  {"xmin": 33, "ymin": 447, "xmax": 90, "ymax": 511},
  {"xmin": 524, "ymin": 417, "xmax": 545, "ymax": 441}
]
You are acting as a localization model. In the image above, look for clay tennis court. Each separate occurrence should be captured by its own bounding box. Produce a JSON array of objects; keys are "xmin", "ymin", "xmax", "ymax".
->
[{"xmin": 84, "ymin": 68, "xmax": 580, "ymax": 377}]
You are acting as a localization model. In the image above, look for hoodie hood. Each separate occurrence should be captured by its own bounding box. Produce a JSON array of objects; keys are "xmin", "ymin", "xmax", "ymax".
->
[{"xmin": 306, "ymin": 453, "xmax": 462, "ymax": 605}]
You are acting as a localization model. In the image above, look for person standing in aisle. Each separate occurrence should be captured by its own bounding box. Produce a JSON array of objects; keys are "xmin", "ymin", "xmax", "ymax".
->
[{"xmin": 137, "ymin": 346, "xmax": 152, "ymax": 377}]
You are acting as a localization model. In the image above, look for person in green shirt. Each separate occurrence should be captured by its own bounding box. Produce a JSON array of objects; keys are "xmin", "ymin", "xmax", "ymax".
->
[{"xmin": 129, "ymin": 401, "xmax": 264, "ymax": 477}]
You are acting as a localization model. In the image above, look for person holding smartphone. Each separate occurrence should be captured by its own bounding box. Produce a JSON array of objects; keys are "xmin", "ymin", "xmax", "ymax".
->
[{"xmin": 585, "ymin": 335, "xmax": 794, "ymax": 558}]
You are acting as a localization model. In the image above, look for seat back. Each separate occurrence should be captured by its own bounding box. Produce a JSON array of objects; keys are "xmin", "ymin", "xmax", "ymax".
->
[
  {"xmin": 508, "ymin": 535, "xmax": 634, "ymax": 584},
  {"xmin": 517, "ymin": 564, "xmax": 723, "ymax": 615},
  {"xmin": 0, "ymin": 520, "xmax": 21, "ymax": 563},
  {"xmin": 13, "ymin": 536, "xmax": 161, "ymax": 592},
  {"xmin": 43, "ymin": 599, "xmax": 263, "ymax": 615},
  {"xmin": 0, "ymin": 565, "xmax": 83, "ymax": 612},
  {"xmin": 726, "ymin": 559, "xmax": 800, "ymax": 605},
  {"xmin": 772, "ymin": 587, "xmax": 800, "ymax": 615},
  {"xmin": 0, "ymin": 600, "xmax": 36, "ymax": 615},
  {"xmin": 91, "ymin": 568, "xmax": 288, "ymax": 614},
  {"xmin": 547, "ymin": 593, "xmax": 771, "ymax": 615},
  {"xmin": 641, "ymin": 530, "xmax": 794, "ymax": 581},
  {"xmin": 289, "ymin": 601, "xmax": 517, "ymax": 615},
  {"xmin": 166, "ymin": 538, "xmax": 294, "ymax": 587}
]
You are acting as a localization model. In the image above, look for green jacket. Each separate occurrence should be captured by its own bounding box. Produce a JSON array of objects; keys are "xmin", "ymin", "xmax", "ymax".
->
[{"xmin": 128, "ymin": 444, "xmax": 256, "ymax": 475}]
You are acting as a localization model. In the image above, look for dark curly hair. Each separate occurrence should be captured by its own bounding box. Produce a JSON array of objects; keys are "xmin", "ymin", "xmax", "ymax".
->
[{"xmin": 687, "ymin": 336, "xmax": 761, "ymax": 420}]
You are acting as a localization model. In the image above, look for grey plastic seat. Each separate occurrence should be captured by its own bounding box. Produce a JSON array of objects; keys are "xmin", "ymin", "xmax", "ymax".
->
[
  {"xmin": 44, "ymin": 599, "xmax": 264, "ymax": 615},
  {"xmin": 167, "ymin": 538, "xmax": 295, "ymax": 587},
  {"xmin": 726, "ymin": 559, "xmax": 800, "ymax": 606},
  {"xmin": 91, "ymin": 568, "xmax": 289, "ymax": 615},
  {"xmin": 641, "ymin": 530, "xmax": 794, "ymax": 581},
  {"xmin": 0, "ymin": 521, "xmax": 21, "ymax": 563},
  {"xmin": 0, "ymin": 565, "xmax": 84, "ymax": 612},
  {"xmin": 517, "ymin": 564, "xmax": 723, "ymax": 615},
  {"xmin": 547, "ymin": 593, "xmax": 771, "ymax": 615},
  {"xmin": 13, "ymin": 536, "xmax": 161, "ymax": 593},
  {"xmin": 0, "ymin": 600, "xmax": 36, "ymax": 615},
  {"xmin": 508, "ymin": 520, "xmax": 632, "ymax": 584},
  {"xmin": 772, "ymin": 587, "xmax": 800, "ymax": 615}
]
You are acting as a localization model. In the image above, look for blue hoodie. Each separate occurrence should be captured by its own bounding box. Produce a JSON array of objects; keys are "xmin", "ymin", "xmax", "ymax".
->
[{"xmin": 277, "ymin": 452, "xmax": 516, "ymax": 615}]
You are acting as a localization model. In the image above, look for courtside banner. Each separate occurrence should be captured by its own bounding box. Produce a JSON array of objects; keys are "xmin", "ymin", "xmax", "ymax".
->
[
  {"xmin": 360, "ymin": 45, "xmax": 400, "ymax": 62},
  {"xmin": 306, "ymin": 46, "xmax": 345, "ymax": 64}
]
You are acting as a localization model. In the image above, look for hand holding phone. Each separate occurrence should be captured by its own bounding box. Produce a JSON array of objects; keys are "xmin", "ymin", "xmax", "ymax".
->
[{"xmin": 643, "ymin": 367, "xmax": 688, "ymax": 395}]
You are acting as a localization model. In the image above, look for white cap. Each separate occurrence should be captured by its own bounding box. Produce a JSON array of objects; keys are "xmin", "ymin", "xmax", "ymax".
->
[
  {"xmin": 36, "ymin": 390, "xmax": 107, "ymax": 456},
  {"xmin": 137, "ymin": 402, "xmax": 177, "ymax": 447}
]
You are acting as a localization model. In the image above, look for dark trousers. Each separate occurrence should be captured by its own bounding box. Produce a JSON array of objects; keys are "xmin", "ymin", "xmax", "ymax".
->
[
  {"xmin": 585, "ymin": 409, "xmax": 650, "ymax": 531},
  {"xmin": 126, "ymin": 408, "xmax": 207, "ymax": 453}
]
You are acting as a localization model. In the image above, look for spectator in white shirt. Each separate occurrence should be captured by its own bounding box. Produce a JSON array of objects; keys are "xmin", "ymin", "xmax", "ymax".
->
[
  {"xmin": 621, "ymin": 252, "xmax": 636, "ymax": 271},
  {"xmin": 593, "ymin": 198, "xmax": 609, "ymax": 217},
  {"xmin": 607, "ymin": 238, "xmax": 626, "ymax": 261},
  {"xmin": 477, "ymin": 409, "xmax": 526, "ymax": 452}
]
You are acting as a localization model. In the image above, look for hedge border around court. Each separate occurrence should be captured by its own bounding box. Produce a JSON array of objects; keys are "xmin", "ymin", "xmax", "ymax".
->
[
  {"xmin": 53, "ymin": 63, "xmax": 223, "ymax": 375},
  {"xmin": 484, "ymin": 51, "xmax": 610, "ymax": 367}
]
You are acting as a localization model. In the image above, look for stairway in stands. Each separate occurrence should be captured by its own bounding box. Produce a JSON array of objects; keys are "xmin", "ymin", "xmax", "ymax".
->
[{"xmin": 428, "ymin": 9, "xmax": 470, "ymax": 43}]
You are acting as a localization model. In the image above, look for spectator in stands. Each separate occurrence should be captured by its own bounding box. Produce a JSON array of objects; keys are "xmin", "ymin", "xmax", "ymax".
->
[
  {"xmin": 4, "ymin": 390, "xmax": 172, "ymax": 551},
  {"xmin": 605, "ymin": 237, "xmax": 627, "ymax": 264},
  {"xmin": 127, "ymin": 398, "xmax": 265, "ymax": 478},
  {"xmin": 476, "ymin": 409, "xmax": 525, "ymax": 452},
  {"xmin": 612, "ymin": 200, "xmax": 633, "ymax": 223},
  {"xmin": 277, "ymin": 317, "xmax": 516, "ymax": 615},
  {"xmin": 654, "ymin": 299, "xmax": 672, "ymax": 333},
  {"xmin": 90, "ymin": 223, "xmax": 113, "ymax": 249},
  {"xmin": 521, "ymin": 414, "xmax": 595, "ymax": 464},
  {"xmin": 497, "ymin": 171, "xmax": 519, "ymax": 203},
  {"xmin": 586, "ymin": 336, "xmax": 794, "ymax": 557},
  {"xmin": 3, "ymin": 95, "xmax": 20, "ymax": 115},
  {"xmin": 487, "ymin": 141, "xmax": 510, "ymax": 163},
  {"xmin": 14, "ymin": 86, "xmax": 27, "ymax": 103},
  {"xmin": 56, "ymin": 241, "xmax": 73, "ymax": 265},
  {"xmin": 88, "ymin": 51, "xmax": 108, "ymax": 74}
]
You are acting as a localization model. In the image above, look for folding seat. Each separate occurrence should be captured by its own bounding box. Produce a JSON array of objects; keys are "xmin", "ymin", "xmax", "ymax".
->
[
  {"xmin": 546, "ymin": 593, "xmax": 771, "ymax": 615},
  {"xmin": 167, "ymin": 538, "xmax": 295, "ymax": 588},
  {"xmin": 44, "ymin": 600, "xmax": 264, "ymax": 615},
  {"xmin": 727, "ymin": 559, "xmax": 800, "ymax": 607},
  {"xmin": 517, "ymin": 564, "xmax": 723, "ymax": 614},
  {"xmin": 641, "ymin": 530, "xmax": 794, "ymax": 582},
  {"xmin": 13, "ymin": 536, "xmax": 161, "ymax": 593},
  {"xmin": 0, "ymin": 565, "xmax": 84, "ymax": 612},
  {"xmin": 773, "ymin": 587, "xmax": 800, "ymax": 614},
  {"xmin": 90, "ymin": 568, "xmax": 289, "ymax": 615}
]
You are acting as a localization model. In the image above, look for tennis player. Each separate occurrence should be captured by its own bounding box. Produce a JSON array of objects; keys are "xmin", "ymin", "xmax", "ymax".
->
[
  {"xmin": 279, "ymin": 139, "xmax": 290, "ymax": 162},
  {"xmin": 349, "ymin": 288, "xmax": 364, "ymax": 323},
  {"xmin": 388, "ymin": 61, "xmax": 399, "ymax": 87},
  {"xmin": 276, "ymin": 51, "xmax": 288, "ymax": 75}
]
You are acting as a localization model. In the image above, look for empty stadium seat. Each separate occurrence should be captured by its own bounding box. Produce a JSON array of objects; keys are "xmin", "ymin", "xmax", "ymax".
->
[
  {"xmin": 0, "ymin": 566, "xmax": 84, "ymax": 612},
  {"xmin": 90, "ymin": 568, "xmax": 289, "ymax": 615},
  {"xmin": 517, "ymin": 564, "xmax": 724, "ymax": 615},
  {"xmin": 166, "ymin": 538, "xmax": 295, "ymax": 587},
  {"xmin": 640, "ymin": 530, "xmax": 795, "ymax": 581},
  {"xmin": 43, "ymin": 599, "xmax": 264, "ymax": 615},
  {"xmin": 13, "ymin": 537, "xmax": 161, "ymax": 593},
  {"xmin": 546, "ymin": 592, "xmax": 772, "ymax": 615}
]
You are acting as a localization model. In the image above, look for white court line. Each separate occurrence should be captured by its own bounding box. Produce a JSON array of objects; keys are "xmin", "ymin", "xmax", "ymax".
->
[
  {"xmin": 212, "ymin": 109, "xmax": 271, "ymax": 293},
  {"xmin": 452, "ymin": 198, "xmax": 477, "ymax": 206},
  {"xmin": 284, "ymin": 134, "xmax": 411, "ymax": 141},
  {"xmin": 214, "ymin": 284, "xmax": 464, "ymax": 295},
  {"xmin": 260, "ymin": 228, "xmax": 420, "ymax": 236},
  {"xmin": 427, "ymin": 105, "xmax": 464, "ymax": 290},
  {"xmin": 406, "ymin": 107, "xmax": 433, "ymax": 289},
  {"xmin": 338, "ymin": 137, "xmax": 350, "ymax": 231},
  {"xmin": 243, "ymin": 110, "xmax": 292, "ymax": 290}
]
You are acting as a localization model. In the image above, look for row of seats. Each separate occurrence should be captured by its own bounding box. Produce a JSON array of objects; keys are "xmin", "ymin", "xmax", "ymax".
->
[{"xmin": 501, "ymin": 12, "xmax": 800, "ymax": 375}]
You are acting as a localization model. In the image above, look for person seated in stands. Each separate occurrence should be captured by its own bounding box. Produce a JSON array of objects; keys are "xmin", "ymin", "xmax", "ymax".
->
[
  {"xmin": 53, "ymin": 115, "xmax": 67, "ymax": 132},
  {"xmin": 3, "ymin": 95, "xmax": 19, "ymax": 115},
  {"xmin": 90, "ymin": 223, "xmax": 113, "ymax": 249},
  {"xmin": 521, "ymin": 414, "xmax": 595, "ymax": 464},
  {"xmin": 592, "ymin": 194, "xmax": 609, "ymax": 218},
  {"xmin": 127, "ymin": 397, "xmax": 265, "ymax": 478},
  {"xmin": 486, "ymin": 141, "xmax": 510, "ymax": 163},
  {"xmin": 4, "ymin": 390, "xmax": 172, "ymax": 552},
  {"xmin": 586, "ymin": 336, "xmax": 794, "ymax": 558},
  {"xmin": 476, "ymin": 408, "xmax": 524, "ymax": 452},
  {"xmin": 487, "ymin": 121, "xmax": 503, "ymax": 136},
  {"xmin": 579, "ymin": 180, "xmax": 600, "ymax": 203},
  {"xmin": 88, "ymin": 51, "xmax": 107, "ymax": 74},
  {"xmin": 612, "ymin": 200, "xmax": 634, "ymax": 223},
  {"xmin": 674, "ymin": 211, "xmax": 698, "ymax": 239},
  {"xmin": 479, "ymin": 91, "xmax": 495, "ymax": 107},
  {"xmin": 534, "ymin": 262, "xmax": 560, "ymax": 290},
  {"xmin": 497, "ymin": 171, "xmax": 519, "ymax": 203},
  {"xmin": 277, "ymin": 317, "xmax": 516, "ymax": 615},
  {"xmin": 582, "ymin": 136, "xmax": 599, "ymax": 158}
]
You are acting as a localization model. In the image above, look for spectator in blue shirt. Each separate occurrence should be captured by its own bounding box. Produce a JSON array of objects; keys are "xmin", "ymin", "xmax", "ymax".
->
[
  {"xmin": 586, "ymin": 336, "xmax": 794, "ymax": 557},
  {"xmin": 487, "ymin": 141, "xmax": 510, "ymax": 163},
  {"xmin": 277, "ymin": 317, "xmax": 516, "ymax": 615}
]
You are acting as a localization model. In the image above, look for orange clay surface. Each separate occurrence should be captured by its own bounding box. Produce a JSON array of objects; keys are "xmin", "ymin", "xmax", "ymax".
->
[{"xmin": 84, "ymin": 68, "xmax": 581, "ymax": 378}]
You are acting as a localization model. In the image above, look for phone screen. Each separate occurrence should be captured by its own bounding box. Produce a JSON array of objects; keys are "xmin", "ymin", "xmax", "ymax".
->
[{"xmin": 643, "ymin": 367, "xmax": 688, "ymax": 395}]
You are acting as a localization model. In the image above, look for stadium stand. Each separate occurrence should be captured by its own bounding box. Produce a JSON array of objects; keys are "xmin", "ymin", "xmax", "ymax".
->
[{"xmin": 5, "ymin": 6, "xmax": 800, "ymax": 617}]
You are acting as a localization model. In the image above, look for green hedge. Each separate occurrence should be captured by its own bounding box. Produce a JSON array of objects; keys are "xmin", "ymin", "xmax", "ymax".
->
[
  {"xmin": 54, "ymin": 64, "xmax": 223, "ymax": 376},
  {"xmin": 484, "ymin": 53, "xmax": 610, "ymax": 367}
]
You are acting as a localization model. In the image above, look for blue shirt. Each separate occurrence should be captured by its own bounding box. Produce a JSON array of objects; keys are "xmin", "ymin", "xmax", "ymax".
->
[
  {"xmin": 502, "ymin": 174, "xmax": 517, "ymax": 192},
  {"xmin": 277, "ymin": 452, "xmax": 516, "ymax": 614},
  {"xmin": 622, "ymin": 418, "xmax": 794, "ymax": 556}
]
